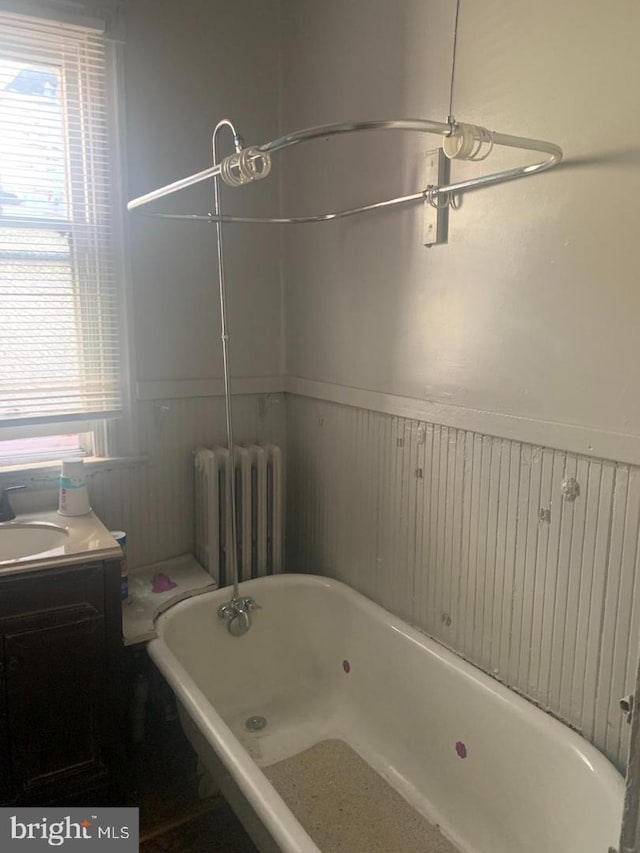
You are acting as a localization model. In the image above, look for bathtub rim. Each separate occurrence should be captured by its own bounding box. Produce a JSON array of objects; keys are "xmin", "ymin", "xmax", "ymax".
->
[{"xmin": 147, "ymin": 572, "xmax": 625, "ymax": 852}]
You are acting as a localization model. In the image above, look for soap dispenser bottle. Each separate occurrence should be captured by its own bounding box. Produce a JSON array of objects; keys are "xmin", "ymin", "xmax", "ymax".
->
[{"xmin": 58, "ymin": 457, "xmax": 91, "ymax": 516}]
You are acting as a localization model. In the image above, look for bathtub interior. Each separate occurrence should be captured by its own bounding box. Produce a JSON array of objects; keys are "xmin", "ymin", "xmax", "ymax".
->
[{"xmin": 155, "ymin": 575, "xmax": 623, "ymax": 853}]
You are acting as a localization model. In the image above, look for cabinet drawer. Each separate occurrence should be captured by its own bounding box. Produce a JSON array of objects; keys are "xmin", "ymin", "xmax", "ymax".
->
[{"xmin": 0, "ymin": 563, "xmax": 104, "ymax": 620}]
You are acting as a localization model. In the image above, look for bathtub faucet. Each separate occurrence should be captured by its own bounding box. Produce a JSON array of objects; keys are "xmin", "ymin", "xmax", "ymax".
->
[{"xmin": 217, "ymin": 596, "xmax": 259, "ymax": 636}]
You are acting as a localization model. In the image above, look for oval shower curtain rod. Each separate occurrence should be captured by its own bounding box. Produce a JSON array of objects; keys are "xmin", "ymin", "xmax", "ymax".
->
[{"xmin": 126, "ymin": 117, "xmax": 562, "ymax": 223}]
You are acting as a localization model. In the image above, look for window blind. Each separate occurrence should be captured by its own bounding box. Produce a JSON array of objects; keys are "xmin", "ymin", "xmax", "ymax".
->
[{"xmin": 0, "ymin": 10, "xmax": 122, "ymax": 426}]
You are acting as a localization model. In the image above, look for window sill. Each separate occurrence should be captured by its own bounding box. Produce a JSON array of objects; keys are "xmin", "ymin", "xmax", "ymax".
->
[{"xmin": 0, "ymin": 455, "xmax": 149, "ymax": 482}]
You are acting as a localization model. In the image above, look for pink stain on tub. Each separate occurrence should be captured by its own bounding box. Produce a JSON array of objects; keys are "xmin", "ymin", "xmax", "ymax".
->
[
  {"xmin": 455, "ymin": 741, "xmax": 468, "ymax": 759},
  {"xmin": 342, "ymin": 660, "xmax": 351, "ymax": 673}
]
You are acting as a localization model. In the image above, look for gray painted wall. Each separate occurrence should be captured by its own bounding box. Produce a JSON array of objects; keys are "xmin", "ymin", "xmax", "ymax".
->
[
  {"xmin": 282, "ymin": 0, "xmax": 640, "ymax": 447},
  {"xmin": 125, "ymin": 0, "xmax": 283, "ymax": 384}
]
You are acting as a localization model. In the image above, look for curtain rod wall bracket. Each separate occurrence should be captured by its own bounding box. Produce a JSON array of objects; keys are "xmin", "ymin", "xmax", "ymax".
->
[{"xmin": 423, "ymin": 149, "xmax": 450, "ymax": 247}]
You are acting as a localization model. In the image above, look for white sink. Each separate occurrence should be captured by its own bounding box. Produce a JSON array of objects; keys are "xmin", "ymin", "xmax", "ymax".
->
[
  {"xmin": 0, "ymin": 522, "xmax": 69, "ymax": 562},
  {"xmin": 0, "ymin": 510, "xmax": 122, "ymax": 574}
]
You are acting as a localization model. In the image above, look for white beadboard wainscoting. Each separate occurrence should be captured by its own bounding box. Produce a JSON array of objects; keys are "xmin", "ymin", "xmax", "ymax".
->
[
  {"xmin": 3, "ymin": 393, "xmax": 285, "ymax": 572},
  {"xmin": 90, "ymin": 393, "xmax": 286, "ymax": 569},
  {"xmin": 286, "ymin": 393, "xmax": 640, "ymax": 772}
]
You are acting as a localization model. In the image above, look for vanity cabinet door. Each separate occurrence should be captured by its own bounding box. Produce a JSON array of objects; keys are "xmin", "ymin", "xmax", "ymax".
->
[{"xmin": 4, "ymin": 607, "xmax": 108, "ymax": 800}]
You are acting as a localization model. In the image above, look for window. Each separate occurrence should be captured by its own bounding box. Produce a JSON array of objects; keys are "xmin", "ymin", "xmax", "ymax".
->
[
  {"xmin": 0, "ymin": 432, "xmax": 86, "ymax": 465},
  {"xmin": 0, "ymin": 9, "xmax": 124, "ymax": 464}
]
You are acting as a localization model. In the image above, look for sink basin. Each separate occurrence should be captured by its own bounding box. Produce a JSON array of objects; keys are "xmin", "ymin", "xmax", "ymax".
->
[
  {"xmin": 0, "ymin": 510, "xmax": 121, "ymax": 575},
  {"xmin": 0, "ymin": 522, "xmax": 69, "ymax": 562}
]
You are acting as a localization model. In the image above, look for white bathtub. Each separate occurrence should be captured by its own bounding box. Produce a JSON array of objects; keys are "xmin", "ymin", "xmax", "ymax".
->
[{"xmin": 148, "ymin": 574, "xmax": 624, "ymax": 853}]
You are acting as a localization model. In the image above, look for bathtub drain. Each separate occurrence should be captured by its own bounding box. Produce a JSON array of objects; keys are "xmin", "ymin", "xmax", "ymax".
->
[{"xmin": 245, "ymin": 715, "xmax": 267, "ymax": 731}]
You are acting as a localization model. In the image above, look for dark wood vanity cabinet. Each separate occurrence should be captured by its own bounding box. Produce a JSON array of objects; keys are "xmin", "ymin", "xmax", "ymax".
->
[{"xmin": 0, "ymin": 559, "xmax": 122, "ymax": 805}]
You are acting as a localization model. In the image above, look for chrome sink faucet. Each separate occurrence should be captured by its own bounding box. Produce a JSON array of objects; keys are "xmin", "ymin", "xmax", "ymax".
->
[{"xmin": 0, "ymin": 485, "xmax": 26, "ymax": 522}]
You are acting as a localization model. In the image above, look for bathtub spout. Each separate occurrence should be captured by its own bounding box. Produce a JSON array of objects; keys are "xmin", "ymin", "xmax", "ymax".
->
[{"xmin": 218, "ymin": 596, "xmax": 258, "ymax": 636}]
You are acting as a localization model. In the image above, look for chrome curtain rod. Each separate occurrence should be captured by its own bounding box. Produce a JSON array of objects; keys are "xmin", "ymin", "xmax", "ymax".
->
[{"xmin": 127, "ymin": 118, "xmax": 562, "ymax": 223}]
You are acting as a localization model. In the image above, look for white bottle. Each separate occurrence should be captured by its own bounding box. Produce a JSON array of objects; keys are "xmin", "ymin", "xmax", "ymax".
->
[{"xmin": 57, "ymin": 457, "xmax": 91, "ymax": 516}]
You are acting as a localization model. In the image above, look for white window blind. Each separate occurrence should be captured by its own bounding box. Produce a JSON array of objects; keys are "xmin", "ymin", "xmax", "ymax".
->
[{"xmin": 0, "ymin": 10, "xmax": 121, "ymax": 427}]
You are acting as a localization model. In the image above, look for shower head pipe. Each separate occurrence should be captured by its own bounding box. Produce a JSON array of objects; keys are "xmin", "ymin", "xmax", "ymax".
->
[{"xmin": 127, "ymin": 118, "xmax": 562, "ymax": 220}]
